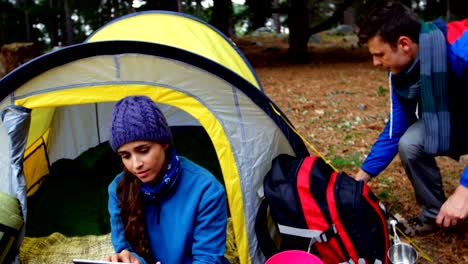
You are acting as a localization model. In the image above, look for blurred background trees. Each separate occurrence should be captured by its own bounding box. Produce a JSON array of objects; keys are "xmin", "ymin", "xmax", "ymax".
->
[{"xmin": 0, "ymin": 0, "xmax": 466, "ymax": 64}]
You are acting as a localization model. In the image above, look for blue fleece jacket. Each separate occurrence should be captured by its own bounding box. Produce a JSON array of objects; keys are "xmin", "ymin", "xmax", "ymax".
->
[
  {"xmin": 108, "ymin": 156, "xmax": 228, "ymax": 264},
  {"xmin": 361, "ymin": 18, "xmax": 468, "ymax": 187}
]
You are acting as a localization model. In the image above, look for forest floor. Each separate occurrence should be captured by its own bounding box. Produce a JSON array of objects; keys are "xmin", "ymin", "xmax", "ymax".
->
[{"xmin": 234, "ymin": 33, "xmax": 468, "ymax": 263}]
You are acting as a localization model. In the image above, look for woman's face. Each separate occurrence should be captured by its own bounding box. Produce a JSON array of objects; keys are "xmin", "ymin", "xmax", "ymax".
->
[{"xmin": 117, "ymin": 140, "xmax": 169, "ymax": 184}]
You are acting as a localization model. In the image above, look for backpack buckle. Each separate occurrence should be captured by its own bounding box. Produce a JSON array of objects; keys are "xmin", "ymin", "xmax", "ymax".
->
[{"xmin": 318, "ymin": 224, "xmax": 337, "ymax": 243}]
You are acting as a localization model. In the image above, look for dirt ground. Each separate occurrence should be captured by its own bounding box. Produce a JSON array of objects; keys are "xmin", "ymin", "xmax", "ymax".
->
[{"xmin": 235, "ymin": 35, "xmax": 468, "ymax": 263}]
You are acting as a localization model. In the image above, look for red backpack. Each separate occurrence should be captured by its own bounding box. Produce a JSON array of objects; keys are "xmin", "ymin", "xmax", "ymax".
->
[{"xmin": 255, "ymin": 154, "xmax": 390, "ymax": 264}]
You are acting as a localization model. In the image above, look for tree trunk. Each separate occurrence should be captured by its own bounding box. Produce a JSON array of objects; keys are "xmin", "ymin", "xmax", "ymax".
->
[
  {"xmin": 272, "ymin": 0, "xmax": 281, "ymax": 34},
  {"xmin": 48, "ymin": 0, "xmax": 59, "ymax": 47},
  {"xmin": 144, "ymin": 0, "xmax": 179, "ymax": 11},
  {"xmin": 63, "ymin": 0, "xmax": 73, "ymax": 45},
  {"xmin": 176, "ymin": 0, "xmax": 182, "ymax": 11},
  {"xmin": 106, "ymin": 0, "xmax": 113, "ymax": 21},
  {"xmin": 248, "ymin": 0, "xmax": 268, "ymax": 31},
  {"xmin": 24, "ymin": 10, "xmax": 31, "ymax": 42},
  {"xmin": 288, "ymin": 0, "xmax": 355, "ymax": 63},
  {"xmin": 343, "ymin": 6, "xmax": 355, "ymax": 26},
  {"xmin": 124, "ymin": 0, "xmax": 136, "ymax": 13},
  {"xmin": 0, "ymin": 11, "xmax": 6, "ymax": 44},
  {"xmin": 446, "ymin": 0, "xmax": 450, "ymax": 21},
  {"xmin": 195, "ymin": 0, "xmax": 202, "ymax": 17},
  {"xmin": 288, "ymin": 0, "xmax": 309, "ymax": 63},
  {"xmin": 17, "ymin": 0, "xmax": 34, "ymax": 42},
  {"xmin": 211, "ymin": 0, "xmax": 233, "ymax": 37},
  {"xmin": 307, "ymin": 0, "xmax": 353, "ymax": 35}
]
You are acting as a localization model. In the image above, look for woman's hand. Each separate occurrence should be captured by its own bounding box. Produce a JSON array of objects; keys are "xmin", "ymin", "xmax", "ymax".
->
[{"xmin": 105, "ymin": 249, "xmax": 141, "ymax": 263}]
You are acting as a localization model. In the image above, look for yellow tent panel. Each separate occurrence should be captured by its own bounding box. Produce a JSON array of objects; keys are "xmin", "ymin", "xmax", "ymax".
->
[{"xmin": 86, "ymin": 12, "xmax": 262, "ymax": 90}]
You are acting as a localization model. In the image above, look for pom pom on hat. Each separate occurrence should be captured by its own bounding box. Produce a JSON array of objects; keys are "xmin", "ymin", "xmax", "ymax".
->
[{"xmin": 109, "ymin": 95, "xmax": 172, "ymax": 152}]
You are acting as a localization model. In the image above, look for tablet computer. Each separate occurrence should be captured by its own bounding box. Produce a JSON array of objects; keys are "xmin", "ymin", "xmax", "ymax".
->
[{"xmin": 72, "ymin": 259, "xmax": 132, "ymax": 264}]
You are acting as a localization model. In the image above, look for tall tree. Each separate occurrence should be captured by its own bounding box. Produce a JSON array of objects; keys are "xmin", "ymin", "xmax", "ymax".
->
[
  {"xmin": 272, "ymin": 0, "xmax": 281, "ymax": 34},
  {"xmin": 16, "ymin": 0, "xmax": 34, "ymax": 42},
  {"xmin": 140, "ymin": 0, "xmax": 179, "ymax": 11},
  {"xmin": 211, "ymin": 0, "xmax": 233, "ymax": 37},
  {"xmin": 180, "ymin": 0, "xmax": 202, "ymax": 17},
  {"xmin": 287, "ymin": 0, "xmax": 309, "ymax": 63},
  {"xmin": 245, "ymin": 0, "xmax": 270, "ymax": 31},
  {"xmin": 63, "ymin": 0, "xmax": 74, "ymax": 45},
  {"xmin": 48, "ymin": 0, "xmax": 60, "ymax": 47},
  {"xmin": 288, "ymin": 0, "xmax": 354, "ymax": 63},
  {"xmin": 0, "ymin": 1, "xmax": 24, "ymax": 45},
  {"xmin": 194, "ymin": 0, "xmax": 203, "ymax": 17}
]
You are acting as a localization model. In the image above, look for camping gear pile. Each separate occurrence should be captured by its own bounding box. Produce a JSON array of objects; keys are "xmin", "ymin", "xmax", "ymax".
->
[
  {"xmin": 256, "ymin": 154, "xmax": 390, "ymax": 264},
  {"xmin": 0, "ymin": 11, "xmax": 308, "ymax": 264}
]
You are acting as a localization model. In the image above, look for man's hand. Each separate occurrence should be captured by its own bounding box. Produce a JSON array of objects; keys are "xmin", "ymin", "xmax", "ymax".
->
[
  {"xmin": 105, "ymin": 249, "xmax": 141, "ymax": 264},
  {"xmin": 436, "ymin": 185, "xmax": 468, "ymax": 227},
  {"xmin": 352, "ymin": 169, "xmax": 371, "ymax": 182}
]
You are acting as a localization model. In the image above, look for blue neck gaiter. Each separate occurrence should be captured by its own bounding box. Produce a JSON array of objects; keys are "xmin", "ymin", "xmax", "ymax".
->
[{"xmin": 140, "ymin": 147, "xmax": 180, "ymax": 201}]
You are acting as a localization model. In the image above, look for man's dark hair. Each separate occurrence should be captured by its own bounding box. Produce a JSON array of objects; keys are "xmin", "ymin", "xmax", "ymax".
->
[{"xmin": 358, "ymin": 1, "xmax": 421, "ymax": 47}]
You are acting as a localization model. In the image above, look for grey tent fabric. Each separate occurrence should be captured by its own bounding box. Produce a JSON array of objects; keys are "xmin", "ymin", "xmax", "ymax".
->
[{"xmin": 1, "ymin": 105, "xmax": 31, "ymax": 264}]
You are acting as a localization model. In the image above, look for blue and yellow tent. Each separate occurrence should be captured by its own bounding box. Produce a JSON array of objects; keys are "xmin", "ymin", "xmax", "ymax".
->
[{"xmin": 0, "ymin": 11, "xmax": 308, "ymax": 264}]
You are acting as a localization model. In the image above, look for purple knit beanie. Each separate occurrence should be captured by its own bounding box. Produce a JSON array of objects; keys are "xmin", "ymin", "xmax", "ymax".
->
[{"xmin": 109, "ymin": 95, "xmax": 172, "ymax": 152}]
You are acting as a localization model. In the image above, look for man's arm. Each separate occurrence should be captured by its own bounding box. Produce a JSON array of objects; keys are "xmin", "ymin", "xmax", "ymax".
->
[
  {"xmin": 354, "ymin": 88, "xmax": 410, "ymax": 180},
  {"xmin": 436, "ymin": 166, "xmax": 468, "ymax": 227}
]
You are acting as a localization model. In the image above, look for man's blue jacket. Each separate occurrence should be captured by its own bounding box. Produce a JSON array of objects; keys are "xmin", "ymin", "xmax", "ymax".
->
[{"xmin": 361, "ymin": 18, "xmax": 468, "ymax": 187}]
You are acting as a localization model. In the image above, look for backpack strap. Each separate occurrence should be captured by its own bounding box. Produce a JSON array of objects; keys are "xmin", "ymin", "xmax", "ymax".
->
[
  {"xmin": 255, "ymin": 198, "xmax": 339, "ymax": 260},
  {"xmin": 277, "ymin": 224, "xmax": 337, "ymax": 244},
  {"xmin": 254, "ymin": 198, "xmax": 279, "ymax": 260}
]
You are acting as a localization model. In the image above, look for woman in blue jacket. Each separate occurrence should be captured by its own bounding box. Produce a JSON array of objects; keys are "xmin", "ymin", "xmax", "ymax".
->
[
  {"xmin": 355, "ymin": 1, "xmax": 468, "ymax": 236},
  {"xmin": 105, "ymin": 95, "xmax": 228, "ymax": 264}
]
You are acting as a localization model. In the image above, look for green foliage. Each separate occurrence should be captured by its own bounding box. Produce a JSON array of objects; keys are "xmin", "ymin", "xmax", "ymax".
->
[
  {"xmin": 0, "ymin": 1, "xmax": 30, "ymax": 44},
  {"xmin": 354, "ymin": 0, "xmax": 386, "ymax": 27},
  {"xmin": 180, "ymin": 0, "xmax": 213, "ymax": 22},
  {"xmin": 415, "ymin": 0, "xmax": 447, "ymax": 21},
  {"xmin": 343, "ymin": 133, "xmax": 353, "ymax": 141},
  {"xmin": 375, "ymin": 176, "xmax": 402, "ymax": 212},
  {"xmin": 242, "ymin": 0, "xmax": 272, "ymax": 33},
  {"xmin": 1, "ymin": 0, "xmax": 456, "ymax": 50},
  {"xmin": 376, "ymin": 85, "xmax": 387, "ymax": 96},
  {"xmin": 233, "ymin": 3, "xmax": 249, "ymax": 35},
  {"xmin": 330, "ymin": 151, "xmax": 362, "ymax": 170}
]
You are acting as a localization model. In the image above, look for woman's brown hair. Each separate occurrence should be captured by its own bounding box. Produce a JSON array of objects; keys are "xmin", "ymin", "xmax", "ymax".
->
[{"xmin": 116, "ymin": 169, "xmax": 153, "ymax": 263}]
